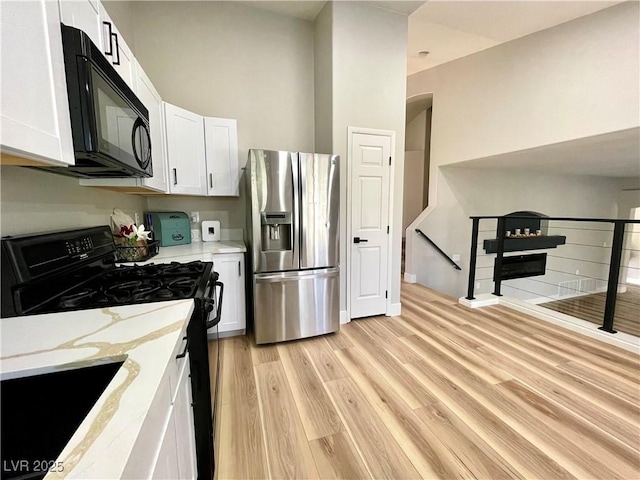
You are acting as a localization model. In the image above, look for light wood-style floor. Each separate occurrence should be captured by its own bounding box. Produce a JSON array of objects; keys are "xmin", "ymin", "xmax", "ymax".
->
[
  {"xmin": 216, "ymin": 282, "xmax": 640, "ymax": 480},
  {"xmin": 542, "ymin": 284, "xmax": 640, "ymax": 337}
]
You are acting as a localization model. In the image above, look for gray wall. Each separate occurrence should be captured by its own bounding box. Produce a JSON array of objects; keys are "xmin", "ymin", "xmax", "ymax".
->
[{"xmin": 0, "ymin": 167, "xmax": 147, "ymax": 236}]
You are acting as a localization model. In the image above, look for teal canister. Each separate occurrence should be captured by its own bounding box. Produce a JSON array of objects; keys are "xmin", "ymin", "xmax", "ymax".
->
[{"xmin": 147, "ymin": 212, "xmax": 191, "ymax": 246}]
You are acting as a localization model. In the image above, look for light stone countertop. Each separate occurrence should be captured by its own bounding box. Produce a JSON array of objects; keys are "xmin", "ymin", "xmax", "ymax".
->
[
  {"xmin": 137, "ymin": 240, "xmax": 246, "ymax": 265},
  {"xmin": 0, "ymin": 299, "xmax": 195, "ymax": 479}
]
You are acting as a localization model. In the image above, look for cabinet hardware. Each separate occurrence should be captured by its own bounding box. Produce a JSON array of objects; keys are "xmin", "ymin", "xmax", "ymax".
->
[
  {"xmin": 111, "ymin": 33, "xmax": 120, "ymax": 65},
  {"xmin": 210, "ymin": 173, "xmax": 213, "ymax": 189},
  {"xmin": 102, "ymin": 21, "xmax": 113, "ymax": 56},
  {"xmin": 238, "ymin": 261, "xmax": 241, "ymax": 277},
  {"xmin": 353, "ymin": 237, "xmax": 368, "ymax": 244},
  {"xmin": 173, "ymin": 168, "xmax": 178, "ymax": 185},
  {"xmin": 176, "ymin": 336, "xmax": 188, "ymax": 359}
]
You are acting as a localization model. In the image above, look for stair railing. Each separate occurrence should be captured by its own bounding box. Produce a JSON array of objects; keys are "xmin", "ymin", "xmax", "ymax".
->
[{"xmin": 415, "ymin": 228, "xmax": 462, "ymax": 271}]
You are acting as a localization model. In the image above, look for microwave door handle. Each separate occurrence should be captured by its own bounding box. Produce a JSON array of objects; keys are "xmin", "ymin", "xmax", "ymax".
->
[
  {"xmin": 111, "ymin": 33, "xmax": 120, "ymax": 65},
  {"xmin": 102, "ymin": 21, "xmax": 113, "ymax": 56}
]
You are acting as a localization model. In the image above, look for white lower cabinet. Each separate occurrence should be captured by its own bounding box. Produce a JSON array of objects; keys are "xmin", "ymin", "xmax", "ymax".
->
[
  {"xmin": 151, "ymin": 352, "xmax": 196, "ymax": 480},
  {"xmin": 213, "ymin": 253, "xmax": 246, "ymax": 335},
  {"xmin": 1, "ymin": 0, "xmax": 74, "ymax": 166}
]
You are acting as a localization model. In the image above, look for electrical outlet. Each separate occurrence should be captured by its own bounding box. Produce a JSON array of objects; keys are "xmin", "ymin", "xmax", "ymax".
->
[
  {"xmin": 452, "ymin": 254, "xmax": 461, "ymax": 261},
  {"xmin": 575, "ymin": 269, "xmax": 580, "ymax": 275},
  {"xmin": 190, "ymin": 211, "xmax": 200, "ymax": 223},
  {"xmin": 476, "ymin": 282, "xmax": 480, "ymax": 289}
]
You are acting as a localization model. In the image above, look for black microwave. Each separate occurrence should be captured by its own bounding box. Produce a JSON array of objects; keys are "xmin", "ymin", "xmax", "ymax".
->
[{"xmin": 39, "ymin": 24, "xmax": 152, "ymax": 178}]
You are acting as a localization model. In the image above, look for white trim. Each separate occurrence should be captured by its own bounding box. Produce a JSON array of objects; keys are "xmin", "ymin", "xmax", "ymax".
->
[
  {"xmin": 458, "ymin": 294, "xmax": 500, "ymax": 308},
  {"xmin": 340, "ymin": 310, "xmax": 349, "ymax": 324},
  {"xmin": 403, "ymin": 272, "xmax": 417, "ymax": 283},
  {"xmin": 346, "ymin": 126, "xmax": 396, "ymax": 319},
  {"xmin": 460, "ymin": 294, "xmax": 640, "ymax": 354},
  {"xmin": 387, "ymin": 303, "xmax": 402, "ymax": 317}
]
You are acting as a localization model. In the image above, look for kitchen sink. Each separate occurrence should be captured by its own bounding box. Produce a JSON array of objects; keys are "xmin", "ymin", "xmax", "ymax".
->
[{"xmin": 1, "ymin": 360, "xmax": 124, "ymax": 480}]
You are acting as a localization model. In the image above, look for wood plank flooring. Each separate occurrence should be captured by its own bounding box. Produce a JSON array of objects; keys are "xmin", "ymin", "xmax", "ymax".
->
[
  {"xmin": 215, "ymin": 282, "xmax": 640, "ymax": 480},
  {"xmin": 542, "ymin": 284, "xmax": 640, "ymax": 337}
]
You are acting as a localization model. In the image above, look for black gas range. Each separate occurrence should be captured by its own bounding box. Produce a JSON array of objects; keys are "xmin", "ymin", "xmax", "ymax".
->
[{"xmin": 1, "ymin": 226, "xmax": 222, "ymax": 480}]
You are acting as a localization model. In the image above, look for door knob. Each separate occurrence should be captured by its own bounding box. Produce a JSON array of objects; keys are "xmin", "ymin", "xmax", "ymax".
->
[{"xmin": 353, "ymin": 237, "xmax": 369, "ymax": 244}]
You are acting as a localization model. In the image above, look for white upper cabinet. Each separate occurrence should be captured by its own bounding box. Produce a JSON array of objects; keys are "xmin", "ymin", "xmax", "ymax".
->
[
  {"xmin": 163, "ymin": 102, "xmax": 207, "ymax": 196},
  {"xmin": 1, "ymin": 0, "xmax": 74, "ymax": 166},
  {"xmin": 98, "ymin": 3, "xmax": 134, "ymax": 90},
  {"xmin": 58, "ymin": 0, "xmax": 102, "ymax": 49},
  {"xmin": 135, "ymin": 64, "xmax": 169, "ymax": 192},
  {"xmin": 204, "ymin": 117, "xmax": 239, "ymax": 196}
]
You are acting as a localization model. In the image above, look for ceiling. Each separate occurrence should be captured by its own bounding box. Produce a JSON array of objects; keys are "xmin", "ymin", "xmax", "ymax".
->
[
  {"xmin": 448, "ymin": 128, "xmax": 640, "ymax": 178},
  {"xmin": 238, "ymin": 1, "xmax": 423, "ymax": 21},
  {"xmin": 408, "ymin": 0, "xmax": 622, "ymax": 75}
]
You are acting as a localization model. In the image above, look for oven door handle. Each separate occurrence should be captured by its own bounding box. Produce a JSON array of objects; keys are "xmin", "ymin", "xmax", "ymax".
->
[{"xmin": 205, "ymin": 280, "xmax": 224, "ymax": 330}]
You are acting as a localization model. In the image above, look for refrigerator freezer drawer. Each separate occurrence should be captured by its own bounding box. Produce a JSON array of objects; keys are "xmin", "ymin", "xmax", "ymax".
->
[{"xmin": 253, "ymin": 268, "xmax": 339, "ymax": 344}]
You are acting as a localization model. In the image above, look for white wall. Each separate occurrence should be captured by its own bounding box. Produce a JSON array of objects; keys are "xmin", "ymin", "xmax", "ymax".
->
[
  {"xmin": 407, "ymin": 2, "xmax": 639, "ymax": 168},
  {"xmin": 405, "ymin": 2, "xmax": 640, "ymax": 297},
  {"xmin": 330, "ymin": 2, "xmax": 408, "ymax": 314},
  {"xmin": 0, "ymin": 167, "xmax": 147, "ymax": 236}
]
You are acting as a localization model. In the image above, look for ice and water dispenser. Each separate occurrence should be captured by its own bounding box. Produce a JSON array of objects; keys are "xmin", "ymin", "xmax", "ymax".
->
[{"xmin": 260, "ymin": 212, "xmax": 292, "ymax": 251}]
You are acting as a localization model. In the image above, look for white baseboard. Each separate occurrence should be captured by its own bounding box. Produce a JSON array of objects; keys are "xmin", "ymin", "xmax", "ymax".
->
[
  {"xmin": 387, "ymin": 302, "xmax": 402, "ymax": 316},
  {"xmin": 458, "ymin": 294, "xmax": 500, "ymax": 308},
  {"xmin": 340, "ymin": 310, "xmax": 349, "ymax": 324},
  {"xmin": 403, "ymin": 272, "xmax": 417, "ymax": 283}
]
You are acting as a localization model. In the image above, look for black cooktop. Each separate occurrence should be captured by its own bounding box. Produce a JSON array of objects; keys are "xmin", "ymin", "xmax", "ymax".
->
[{"xmin": 48, "ymin": 261, "xmax": 213, "ymax": 313}]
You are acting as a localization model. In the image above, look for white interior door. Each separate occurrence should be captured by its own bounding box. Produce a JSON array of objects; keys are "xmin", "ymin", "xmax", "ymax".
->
[{"xmin": 350, "ymin": 132, "xmax": 392, "ymax": 318}]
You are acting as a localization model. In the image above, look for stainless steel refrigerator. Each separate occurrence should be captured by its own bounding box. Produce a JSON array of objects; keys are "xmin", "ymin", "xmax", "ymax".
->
[{"xmin": 246, "ymin": 149, "xmax": 339, "ymax": 344}]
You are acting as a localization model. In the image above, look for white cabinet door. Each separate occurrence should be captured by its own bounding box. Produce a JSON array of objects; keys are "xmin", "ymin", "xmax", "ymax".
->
[
  {"xmin": 1, "ymin": 0, "xmax": 74, "ymax": 166},
  {"xmin": 151, "ymin": 352, "xmax": 196, "ymax": 480},
  {"xmin": 213, "ymin": 253, "xmax": 246, "ymax": 334},
  {"xmin": 164, "ymin": 103, "xmax": 207, "ymax": 196},
  {"xmin": 151, "ymin": 406, "xmax": 179, "ymax": 480},
  {"xmin": 204, "ymin": 117, "xmax": 239, "ymax": 196},
  {"xmin": 174, "ymin": 355, "xmax": 197, "ymax": 480},
  {"xmin": 59, "ymin": 0, "xmax": 102, "ymax": 49},
  {"xmin": 98, "ymin": 3, "xmax": 134, "ymax": 89},
  {"xmin": 135, "ymin": 63, "xmax": 169, "ymax": 192}
]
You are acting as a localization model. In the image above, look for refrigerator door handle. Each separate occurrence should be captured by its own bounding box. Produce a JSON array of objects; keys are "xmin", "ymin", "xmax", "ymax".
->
[
  {"xmin": 254, "ymin": 267, "xmax": 339, "ymax": 283},
  {"xmin": 291, "ymin": 151, "xmax": 300, "ymax": 268}
]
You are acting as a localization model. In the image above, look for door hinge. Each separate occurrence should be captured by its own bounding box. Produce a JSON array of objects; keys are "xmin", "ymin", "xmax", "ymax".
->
[
  {"xmin": 385, "ymin": 290, "xmax": 388, "ymax": 299},
  {"xmin": 389, "ymin": 156, "xmax": 392, "ymax": 166},
  {"xmin": 387, "ymin": 225, "xmax": 389, "ymax": 234}
]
